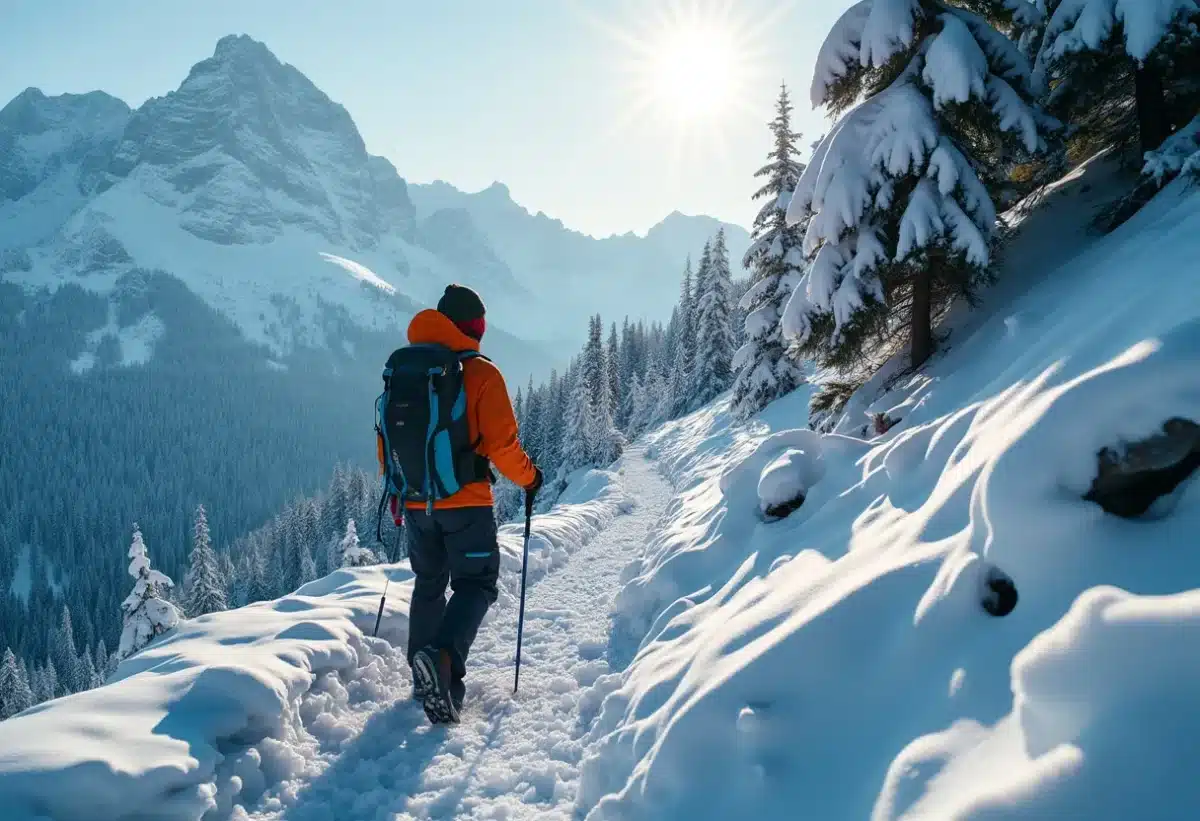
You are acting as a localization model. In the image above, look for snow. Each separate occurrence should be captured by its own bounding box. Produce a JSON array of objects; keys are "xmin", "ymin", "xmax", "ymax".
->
[
  {"xmin": 756, "ymin": 446, "xmax": 824, "ymax": 512},
  {"xmin": 69, "ymin": 306, "xmax": 165, "ymax": 374},
  {"xmin": 924, "ymin": 14, "xmax": 991, "ymax": 108},
  {"xmin": 0, "ymin": 464, "xmax": 644, "ymax": 820},
  {"xmin": 577, "ymin": 176, "xmax": 1200, "ymax": 819},
  {"xmin": 1040, "ymin": 0, "xmax": 1198, "ymax": 63},
  {"xmin": 317, "ymin": 252, "xmax": 396, "ymax": 295},
  {"xmin": 1144, "ymin": 114, "xmax": 1200, "ymax": 183}
]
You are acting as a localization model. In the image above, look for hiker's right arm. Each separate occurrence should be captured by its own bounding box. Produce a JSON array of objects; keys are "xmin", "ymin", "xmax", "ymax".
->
[{"xmin": 476, "ymin": 368, "xmax": 538, "ymax": 488}]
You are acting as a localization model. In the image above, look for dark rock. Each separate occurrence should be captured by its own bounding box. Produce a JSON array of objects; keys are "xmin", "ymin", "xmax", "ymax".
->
[
  {"xmin": 1085, "ymin": 418, "xmax": 1200, "ymax": 518},
  {"xmin": 872, "ymin": 412, "xmax": 900, "ymax": 436},
  {"xmin": 981, "ymin": 567, "xmax": 1018, "ymax": 618},
  {"xmin": 764, "ymin": 493, "xmax": 806, "ymax": 521}
]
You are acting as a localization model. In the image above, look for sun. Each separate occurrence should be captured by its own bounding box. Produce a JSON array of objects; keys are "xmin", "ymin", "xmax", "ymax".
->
[
  {"xmin": 649, "ymin": 23, "xmax": 741, "ymax": 122},
  {"xmin": 577, "ymin": 0, "xmax": 790, "ymax": 168}
]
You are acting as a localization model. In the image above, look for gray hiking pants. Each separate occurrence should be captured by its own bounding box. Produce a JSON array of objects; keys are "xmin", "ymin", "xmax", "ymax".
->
[{"xmin": 405, "ymin": 505, "xmax": 500, "ymax": 704}]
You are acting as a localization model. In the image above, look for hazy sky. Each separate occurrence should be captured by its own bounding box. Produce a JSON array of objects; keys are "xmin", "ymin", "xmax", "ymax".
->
[{"xmin": 0, "ymin": 0, "xmax": 848, "ymax": 238}]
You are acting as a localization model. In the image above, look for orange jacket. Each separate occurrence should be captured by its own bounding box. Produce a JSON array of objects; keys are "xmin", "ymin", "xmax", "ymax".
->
[{"xmin": 376, "ymin": 309, "xmax": 537, "ymax": 509}]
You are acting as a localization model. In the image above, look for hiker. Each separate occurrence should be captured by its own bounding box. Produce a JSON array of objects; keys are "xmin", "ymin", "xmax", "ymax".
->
[{"xmin": 376, "ymin": 284, "xmax": 543, "ymax": 724}]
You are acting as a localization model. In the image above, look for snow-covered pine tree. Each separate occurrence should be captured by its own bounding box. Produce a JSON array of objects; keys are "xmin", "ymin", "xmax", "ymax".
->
[
  {"xmin": 0, "ymin": 647, "xmax": 34, "ymax": 719},
  {"xmin": 79, "ymin": 651, "xmax": 101, "ymax": 691},
  {"xmin": 49, "ymin": 605, "xmax": 82, "ymax": 696},
  {"xmin": 606, "ymin": 322, "xmax": 621, "ymax": 413},
  {"xmin": 676, "ymin": 257, "xmax": 696, "ymax": 376},
  {"xmin": 694, "ymin": 229, "xmax": 736, "ymax": 406},
  {"xmin": 583, "ymin": 315, "xmax": 606, "ymax": 400},
  {"xmin": 733, "ymin": 83, "xmax": 810, "ymax": 419},
  {"xmin": 35, "ymin": 661, "xmax": 58, "ymax": 705},
  {"xmin": 522, "ymin": 376, "xmax": 542, "ymax": 464},
  {"xmin": 183, "ymin": 504, "xmax": 227, "ymax": 617},
  {"xmin": 541, "ymin": 369, "xmax": 564, "ymax": 473},
  {"xmin": 624, "ymin": 372, "xmax": 646, "ymax": 438},
  {"xmin": 666, "ymin": 332, "xmax": 691, "ymax": 418},
  {"xmin": 244, "ymin": 551, "xmax": 274, "ymax": 605},
  {"xmin": 117, "ymin": 524, "xmax": 179, "ymax": 663},
  {"xmin": 95, "ymin": 639, "xmax": 112, "ymax": 681},
  {"xmin": 338, "ymin": 519, "xmax": 378, "ymax": 567},
  {"xmin": 591, "ymin": 338, "xmax": 625, "ymax": 465},
  {"xmin": 784, "ymin": 0, "xmax": 1055, "ymax": 370},
  {"xmin": 1035, "ymin": 0, "xmax": 1200, "ymax": 159},
  {"xmin": 560, "ymin": 369, "xmax": 593, "ymax": 474},
  {"xmin": 300, "ymin": 547, "xmax": 318, "ymax": 586}
]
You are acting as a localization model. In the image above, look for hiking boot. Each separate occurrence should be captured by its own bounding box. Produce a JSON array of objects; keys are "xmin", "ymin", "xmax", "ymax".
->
[
  {"xmin": 411, "ymin": 666, "xmax": 431, "ymax": 701},
  {"xmin": 412, "ymin": 645, "xmax": 461, "ymax": 724}
]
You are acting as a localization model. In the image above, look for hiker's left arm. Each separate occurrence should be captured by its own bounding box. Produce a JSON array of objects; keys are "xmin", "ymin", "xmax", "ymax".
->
[{"xmin": 476, "ymin": 368, "xmax": 537, "ymax": 488}]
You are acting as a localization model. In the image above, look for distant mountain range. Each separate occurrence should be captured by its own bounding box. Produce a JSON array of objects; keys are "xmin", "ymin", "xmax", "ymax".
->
[{"xmin": 0, "ymin": 33, "xmax": 751, "ymax": 366}]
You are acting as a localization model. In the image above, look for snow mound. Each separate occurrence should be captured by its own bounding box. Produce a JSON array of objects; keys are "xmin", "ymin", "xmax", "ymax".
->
[
  {"xmin": 757, "ymin": 447, "xmax": 823, "ymax": 512},
  {"xmin": 0, "ymin": 467, "xmax": 631, "ymax": 821},
  {"xmin": 579, "ymin": 178, "xmax": 1200, "ymax": 819}
]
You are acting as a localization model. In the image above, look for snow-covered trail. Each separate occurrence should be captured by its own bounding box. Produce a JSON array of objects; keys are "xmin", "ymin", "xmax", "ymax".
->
[{"xmin": 246, "ymin": 447, "xmax": 671, "ymax": 821}]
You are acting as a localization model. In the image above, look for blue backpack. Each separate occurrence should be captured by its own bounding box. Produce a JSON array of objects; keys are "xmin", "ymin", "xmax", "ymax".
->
[{"xmin": 375, "ymin": 344, "xmax": 492, "ymax": 530}]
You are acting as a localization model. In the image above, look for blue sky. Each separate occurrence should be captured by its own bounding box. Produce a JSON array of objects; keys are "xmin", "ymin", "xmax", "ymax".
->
[{"xmin": 0, "ymin": 0, "xmax": 847, "ymax": 238}]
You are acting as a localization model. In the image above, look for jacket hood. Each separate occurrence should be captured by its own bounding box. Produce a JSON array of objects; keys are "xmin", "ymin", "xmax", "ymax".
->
[{"xmin": 407, "ymin": 309, "xmax": 481, "ymax": 352}]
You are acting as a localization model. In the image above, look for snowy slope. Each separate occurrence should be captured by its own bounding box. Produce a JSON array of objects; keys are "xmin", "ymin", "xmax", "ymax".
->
[{"xmin": 580, "ymin": 171, "xmax": 1200, "ymax": 819}]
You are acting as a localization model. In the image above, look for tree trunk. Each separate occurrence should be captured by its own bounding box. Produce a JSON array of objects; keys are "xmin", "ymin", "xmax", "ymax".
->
[
  {"xmin": 910, "ymin": 270, "xmax": 933, "ymax": 369},
  {"xmin": 1134, "ymin": 59, "xmax": 1169, "ymax": 156}
]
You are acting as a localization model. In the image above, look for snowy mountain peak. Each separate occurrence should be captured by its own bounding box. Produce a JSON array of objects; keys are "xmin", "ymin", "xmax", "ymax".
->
[
  {"xmin": 96, "ymin": 33, "xmax": 410, "ymax": 249},
  {"xmin": 211, "ymin": 32, "xmax": 276, "ymax": 64}
]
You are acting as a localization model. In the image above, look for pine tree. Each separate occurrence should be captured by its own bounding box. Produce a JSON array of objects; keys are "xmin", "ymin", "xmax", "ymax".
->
[
  {"xmin": 733, "ymin": 83, "xmax": 809, "ymax": 419},
  {"xmin": 606, "ymin": 322, "xmax": 621, "ymax": 419},
  {"xmin": 338, "ymin": 519, "xmax": 378, "ymax": 568},
  {"xmin": 0, "ymin": 647, "xmax": 34, "ymax": 719},
  {"xmin": 79, "ymin": 650, "xmax": 101, "ymax": 691},
  {"xmin": 118, "ymin": 524, "xmax": 180, "ymax": 663},
  {"xmin": 677, "ymin": 257, "xmax": 697, "ymax": 377},
  {"xmin": 95, "ymin": 639, "xmax": 111, "ymax": 681},
  {"xmin": 617, "ymin": 317, "xmax": 636, "ymax": 428},
  {"xmin": 36, "ymin": 661, "xmax": 58, "ymax": 705},
  {"xmin": 784, "ymin": 0, "xmax": 1055, "ymax": 370},
  {"xmin": 694, "ymin": 229, "xmax": 736, "ymax": 406},
  {"xmin": 50, "ymin": 605, "xmax": 81, "ymax": 696},
  {"xmin": 244, "ymin": 552, "xmax": 273, "ymax": 605},
  {"xmin": 560, "ymin": 371, "xmax": 593, "ymax": 474},
  {"xmin": 624, "ymin": 373, "xmax": 646, "ymax": 438},
  {"xmin": 523, "ymin": 377, "xmax": 543, "ymax": 465},
  {"xmin": 183, "ymin": 504, "xmax": 227, "ymax": 617},
  {"xmin": 1035, "ymin": 0, "xmax": 1200, "ymax": 160},
  {"xmin": 591, "ymin": 342, "xmax": 625, "ymax": 465}
]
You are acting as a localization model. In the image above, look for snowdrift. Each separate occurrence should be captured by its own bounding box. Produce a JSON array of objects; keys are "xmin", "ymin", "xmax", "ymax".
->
[
  {"xmin": 0, "ymin": 468, "xmax": 630, "ymax": 821},
  {"xmin": 579, "ymin": 171, "xmax": 1200, "ymax": 820}
]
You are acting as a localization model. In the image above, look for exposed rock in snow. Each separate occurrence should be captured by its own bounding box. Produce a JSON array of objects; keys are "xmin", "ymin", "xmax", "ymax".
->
[{"xmin": 1085, "ymin": 417, "xmax": 1200, "ymax": 517}]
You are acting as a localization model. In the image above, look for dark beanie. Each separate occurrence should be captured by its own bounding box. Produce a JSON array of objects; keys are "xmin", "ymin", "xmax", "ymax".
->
[{"xmin": 436, "ymin": 284, "xmax": 486, "ymax": 324}]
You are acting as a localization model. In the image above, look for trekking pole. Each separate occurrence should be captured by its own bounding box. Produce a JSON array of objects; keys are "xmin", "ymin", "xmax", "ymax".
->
[
  {"xmin": 373, "ymin": 577, "xmax": 390, "ymax": 638},
  {"xmin": 514, "ymin": 490, "xmax": 535, "ymax": 693}
]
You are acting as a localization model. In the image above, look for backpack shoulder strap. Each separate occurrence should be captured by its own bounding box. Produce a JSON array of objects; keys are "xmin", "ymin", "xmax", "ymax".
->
[{"xmin": 457, "ymin": 350, "xmax": 491, "ymax": 364}]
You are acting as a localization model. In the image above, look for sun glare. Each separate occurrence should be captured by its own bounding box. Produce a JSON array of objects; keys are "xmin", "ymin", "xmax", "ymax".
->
[
  {"xmin": 651, "ymin": 24, "xmax": 739, "ymax": 121},
  {"xmin": 579, "ymin": 0, "xmax": 791, "ymax": 169}
]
